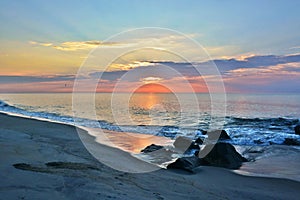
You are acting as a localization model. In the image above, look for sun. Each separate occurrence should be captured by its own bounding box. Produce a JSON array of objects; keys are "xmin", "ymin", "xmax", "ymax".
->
[{"xmin": 134, "ymin": 83, "xmax": 172, "ymax": 93}]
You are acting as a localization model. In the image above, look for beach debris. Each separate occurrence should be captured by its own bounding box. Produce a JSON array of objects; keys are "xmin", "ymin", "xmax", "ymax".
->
[
  {"xmin": 294, "ymin": 125, "xmax": 300, "ymax": 135},
  {"xmin": 141, "ymin": 144, "xmax": 164, "ymax": 153},
  {"xmin": 283, "ymin": 138, "xmax": 300, "ymax": 146},
  {"xmin": 167, "ymin": 156, "xmax": 202, "ymax": 172}
]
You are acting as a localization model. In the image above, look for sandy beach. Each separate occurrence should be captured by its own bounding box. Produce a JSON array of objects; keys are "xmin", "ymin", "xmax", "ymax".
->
[{"xmin": 1, "ymin": 112, "xmax": 300, "ymax": 200}]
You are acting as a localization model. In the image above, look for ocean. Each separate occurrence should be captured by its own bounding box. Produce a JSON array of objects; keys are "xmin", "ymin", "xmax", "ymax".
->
[{"xmin": 0, "ymin": 93, "xmax": 299, "ymax": 147}]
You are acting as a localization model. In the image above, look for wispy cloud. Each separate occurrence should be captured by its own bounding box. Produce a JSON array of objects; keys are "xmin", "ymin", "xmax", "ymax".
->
[
  {"xmin": 289, "ymin": 46, "xmax": 300, "ymax": 50},
  {"xmin": 29, "ymin": 41, "xmax": 53, "ymax": 47},
  {"xmin": 141, "ymin": 76, "xmax": 163, "ymax": 84},
  {"xmin": 109, "ymin": 61, "xmax": 155, "ymax": 71},
  {"xmin": 29, "ymin": 40, "xmax": 122, "ymax": 51},
  {"xmin": 226, "ymin": 62, "xmax": 300, "ymax": 78}
]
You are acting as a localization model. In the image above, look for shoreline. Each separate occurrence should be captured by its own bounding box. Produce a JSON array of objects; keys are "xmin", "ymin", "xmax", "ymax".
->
[
  {"xmin": 1, "ymin": 113, "xmax": 300, "ymax": 199},
  {"xmin": 1, "ymin": 111, "xmax": 300, "ymax": 180}
]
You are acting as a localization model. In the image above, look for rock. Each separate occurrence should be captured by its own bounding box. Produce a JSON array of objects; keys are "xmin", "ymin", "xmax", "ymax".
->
[
  {"xmin": 167, "ymin": 156, "xmax": 202, "ymax": 172},
  {"xmin": 205, "ymin": 130, "xmax": 231, "ymax": 141},
  {"xmin": 141, "ymin": 144, "xmax": 164, "ymax": 153},
  {"xmin": 200, "ymin": 142, "xmax": 247, "ymax": 169},
  {"xmin": 173, "ymin": 136, "xmax": 193, "ymax": 151},
  {"xmin": 194, "ymin": 137, "xmax": 204, "ymax": 145},
  {"xmin": 173, "ymin": 136, "xmax": 200, "ymax": 154},
  {"xmin": 283, "ymin": 138, "xmax": 300, "ymax": 146},
  {"xmin": 185, "ymin": 143, "xmax": 200, "ymax": 156},
  {"xmin": 188, "ymin": 143, "xmax": 200, "ymax": 150},
  {"xmin": 295, "ymin": 125, "xmax": 300, "ymax": 135}
]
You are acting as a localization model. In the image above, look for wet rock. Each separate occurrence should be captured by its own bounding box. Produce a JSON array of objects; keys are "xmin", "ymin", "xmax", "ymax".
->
[
  {"xmin": 204, "ymin": 130, "xmax": 231, "ymax": 141},
  {"xmin": 168, "ymin": 142, "xmax": 247, "ymax": 171},
  {"xmin": 283, "ymin": 138, "xmax": 300, "ymax": 146},
  {"xmin": 188, "ymin": 143, "xmax": 200, "ymax": 151},
  {"xmin": 185, "ymin": 143, "xmax": 200, "ymax": 156},
  {"xmin": 200, "ymin": 142, "xmax": 247, "ymax": 169},
  {"xmin": 294, "ymin": 125, "xmax": 300, "ymax": 135},
  {"xmin": 194, "ymin": 137, "xmax": 204, "ymax": 145},
  {"xmin": 141, "ymin": 144, "xmax": 164, "ymax": 153},
  {"xmin": 167, "ymin": 156, "xmax": 202, "ymax": 172}
]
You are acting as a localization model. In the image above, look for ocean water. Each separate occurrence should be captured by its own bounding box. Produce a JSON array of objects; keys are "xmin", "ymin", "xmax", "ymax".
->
[{"xmin": 0, "ymin": 93, "xmax": 300, "ymax": 146}]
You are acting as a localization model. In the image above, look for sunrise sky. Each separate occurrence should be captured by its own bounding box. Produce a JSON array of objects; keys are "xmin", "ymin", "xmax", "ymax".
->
[{"xmin": 0, "ymin": 0, "xmax": 300, "ymax": 93}]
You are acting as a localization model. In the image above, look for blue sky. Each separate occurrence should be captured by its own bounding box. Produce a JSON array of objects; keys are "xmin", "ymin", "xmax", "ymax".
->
[
  {"xmin": 1, "ymin": 0, "xmax": 299, "ymax": 54},
  {"xmin": 0, "ymin": 0, "xmax": 299, "ymax": 93}
]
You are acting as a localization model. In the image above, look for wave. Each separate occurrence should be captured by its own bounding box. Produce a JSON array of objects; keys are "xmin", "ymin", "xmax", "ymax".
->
[
  {"xmin": 227, "ymin": 116, "xmax": 299, "ymax": 126},
  {"xmin": 1, "ymin": 99, "xmax": 299, "ymax": 146}
]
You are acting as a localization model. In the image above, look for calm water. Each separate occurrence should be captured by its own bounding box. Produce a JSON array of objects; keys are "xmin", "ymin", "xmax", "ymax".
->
[{"xmin": 0, "ymin": 93, "xmax": 300, "ymax": 146}]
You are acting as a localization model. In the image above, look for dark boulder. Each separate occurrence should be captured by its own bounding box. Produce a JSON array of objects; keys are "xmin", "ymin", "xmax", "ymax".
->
[
  {"xmin": 283, "ymin": 138, "xmax": 300, "ymax": 146},
  {"xmin": 200, "ymin": 142, "xmax": 247, "ymax": 169},
  {"xmin": 204, "ymin": 130, "xmax": 231, "ymax": 141},
  {"xmin": 294, "ymin": 125, "xmax": 300, "ymax": 135},
  {"xmin": 141, "ymin": 144, "xmax": 164, "ymax": 153},
  {"xmin": 167, "ymin": 156, "xmax": 202, "ymax": 172}
]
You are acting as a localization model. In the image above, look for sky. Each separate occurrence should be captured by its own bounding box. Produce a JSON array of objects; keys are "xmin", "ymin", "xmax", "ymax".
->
[{"xmin": 0, "ymin": 0, "xmax": 300, "ymax": 93}]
